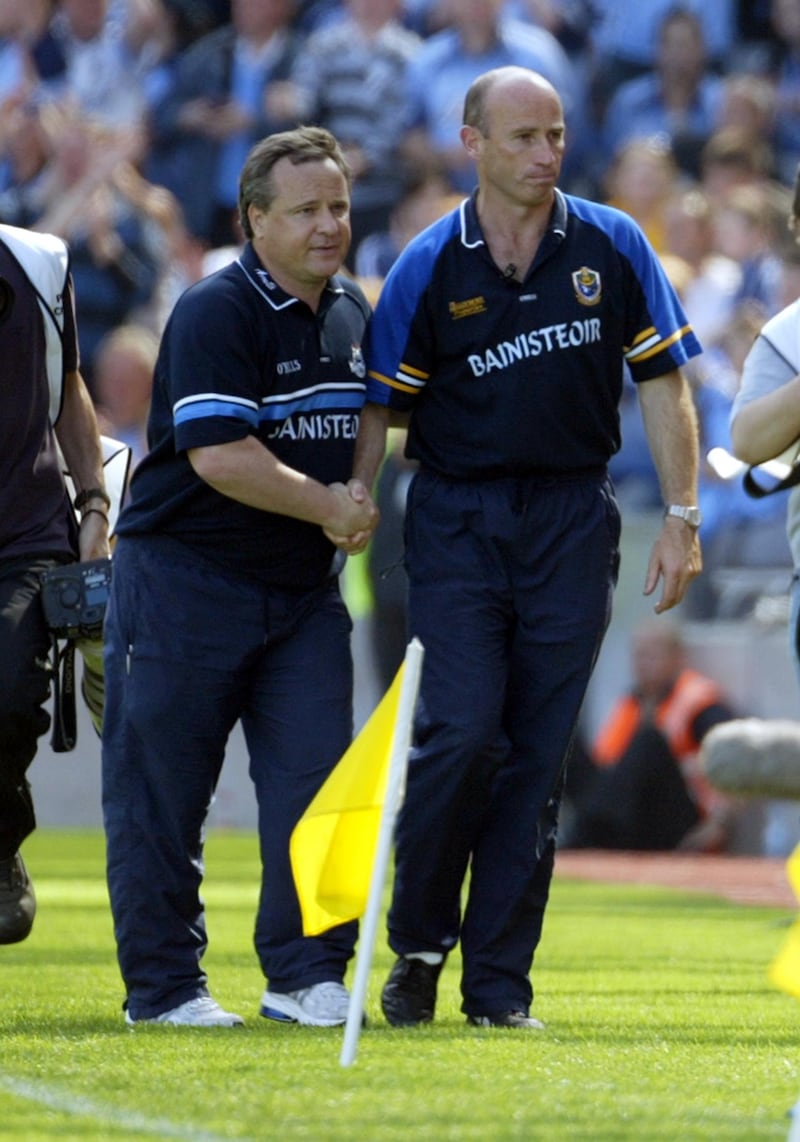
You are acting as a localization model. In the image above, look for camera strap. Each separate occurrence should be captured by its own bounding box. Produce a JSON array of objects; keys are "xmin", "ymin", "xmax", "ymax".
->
[{"xmin": 50, "ymin": 635, "xmax": 77, "ymax": 753}]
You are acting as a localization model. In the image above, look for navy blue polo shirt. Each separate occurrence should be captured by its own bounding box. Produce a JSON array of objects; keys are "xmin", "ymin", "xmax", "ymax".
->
[
  {"xmin": 118, "ymin": 243, "xmax": 370, "ymax": 587},
  {"xmin": 364, "ymin": 190, "xmax": 702, "ymax": 480}
]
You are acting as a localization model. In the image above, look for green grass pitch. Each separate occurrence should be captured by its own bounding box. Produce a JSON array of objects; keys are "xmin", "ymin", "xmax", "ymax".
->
[{"xmin": 0, "ymin": 829, "xmax": 797, "ymax": 1141}]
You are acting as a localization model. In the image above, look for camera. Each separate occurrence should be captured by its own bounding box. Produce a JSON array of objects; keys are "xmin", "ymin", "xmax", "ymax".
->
[
  {"xmin": 40, "ymin": 558, "xmax": 112, "ymax": 640},
  {"xmin": 0, "ymin": 275, "xmax": 15, "ymax": 325}
]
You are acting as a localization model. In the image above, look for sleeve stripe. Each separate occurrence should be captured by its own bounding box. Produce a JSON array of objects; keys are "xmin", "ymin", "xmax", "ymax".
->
[
  {"xmin": 367, "ymin": 369, "xmax": 422, "ymax": 395},
  {"xmin": 174, "ymin": 398, "xmax": 259, "ymax": 427},
  {"xmin": 626, "ymin": 325, "xmax": 693, "ymax": 364},
  {"xmin": 399, "ymin": 362, "xmax": 429, "ymax": 380}
]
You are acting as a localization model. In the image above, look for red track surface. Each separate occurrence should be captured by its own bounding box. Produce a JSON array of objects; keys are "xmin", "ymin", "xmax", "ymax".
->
[{"xmin": 555, "ymin": 850, "xmax": 798, "ymax": 909}]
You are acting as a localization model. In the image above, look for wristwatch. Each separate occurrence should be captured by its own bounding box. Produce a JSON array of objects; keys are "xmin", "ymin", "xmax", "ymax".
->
[{"xmin": 664, "ymin": 504, "xmax": 702, "ymax": 529}]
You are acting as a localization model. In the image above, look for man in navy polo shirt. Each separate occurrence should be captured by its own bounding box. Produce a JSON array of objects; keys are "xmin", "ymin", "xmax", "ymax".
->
[
  {"xmin": 102, "ymin": 127, "xmax": 379, "ymax": 1028},
  {"xmin": 351, "ymin": 67, "xmax": 703, "ymax": 1029}
]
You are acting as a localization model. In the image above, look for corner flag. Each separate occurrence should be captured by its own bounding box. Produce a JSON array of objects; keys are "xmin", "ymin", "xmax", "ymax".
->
[
  {"xmin": 290, "ymin": 640, "xmax": 422, "ymax": 938},
  {"xmin": 769, "ymin": 842, "xmax": 800, "ymax": 998}
]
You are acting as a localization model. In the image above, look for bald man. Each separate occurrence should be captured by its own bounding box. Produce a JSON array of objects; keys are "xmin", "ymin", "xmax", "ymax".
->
[{"xmin": 350, "ymin": 66, "xmax": 703, "ymax": 1029}]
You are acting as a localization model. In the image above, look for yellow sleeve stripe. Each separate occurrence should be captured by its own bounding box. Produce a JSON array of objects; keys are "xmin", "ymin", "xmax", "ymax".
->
[
  {"xmin": 626, "ymin": 325, "xmax": 692, "ymax": 364},
  {"xmin": 400, "ymin": 362, "xmax": 429, "ymax": 380},
  {"xmin": 368, "ymin": 369, "xmax": 421, "ymax": 395}
]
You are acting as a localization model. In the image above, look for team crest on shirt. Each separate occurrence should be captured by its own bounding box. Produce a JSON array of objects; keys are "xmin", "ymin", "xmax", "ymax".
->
[
  {"xmin": 349, "ymin": 344, "xmax": 366, "ymax": 378},
  {"xmin": 571, "ymin": 267, "xmax": 602, "ymax": 306}
]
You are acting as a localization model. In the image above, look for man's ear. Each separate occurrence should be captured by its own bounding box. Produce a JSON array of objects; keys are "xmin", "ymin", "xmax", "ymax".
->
[
  {"xmin": 460, "ymin": 124, "xmax": 482, "ymax": 161},
  {"xmin": 248, "ymin": 204, "xmax": 265, "ymax": 240}
]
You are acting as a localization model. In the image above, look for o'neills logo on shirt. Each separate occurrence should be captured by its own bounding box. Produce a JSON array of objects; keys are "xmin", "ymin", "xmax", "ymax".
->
[
  {"xmin": 449, "ymin": 296, "xmax": 487, "ymax": 320},
  {"xmin": 572, "ymin": 266, "xmax": 602, "ymax": 306}
]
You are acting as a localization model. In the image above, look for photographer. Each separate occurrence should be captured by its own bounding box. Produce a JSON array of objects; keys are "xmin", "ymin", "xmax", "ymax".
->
[{"xmin": 0, "ymin": 223, "xmax": 109, "ymax": 945}]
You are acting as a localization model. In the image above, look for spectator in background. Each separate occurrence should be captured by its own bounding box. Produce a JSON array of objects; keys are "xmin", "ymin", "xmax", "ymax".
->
[
  {"xmin": 713, "ymin": 181, "xmax": 791, "ymax": 316},
  {"xmin": 589, "ymin": 0, "xmax": 735, "ymax": 126},
  {"xmin": 37, "ymin": 0, "xmax": 150, "ymax": 130},
  {"xmin": 283, "ymin": 0, "xmax": 422, "ymax": 263},
  {"xmin": 27, "ymin": 116, "xmax": 161, "ymax": 391},
  {"xmin": 602, "ymin": 136, "xmax": 683, "ymax": 254},
  {"xmin": 698, "ymin": 124, "xmax": 776, "ymax": 205},
  {"xmin": 600, "ymin": 8, "xmax": 724, "ymax": 184},
  {"xmin": 21, "ymin": 0, "xmax": 63, "ymax": 83},
  {"xmin": 290, "ymin": 0, "xmax": 342, "ymax": 33},
  {"xmin": 145, "ymin": 0, "xmax": 301, "ymax": 247},
  {"xmin": 767, "ymin": 0, "xmax": 800, "ymax": 185},
  {"xmin": 93, "ymin": 322, "xmax": 159, "ymax": 469},
  {"xmin": 0, "ymin": 97, "xmax": 52, "ymax": 214},
  {"xmin": 562, "ymin": 619, "xmax": 739, "ymax": 852},
  {"xmin": 0, "ymin": 0, "xmax": 34, "ymax": 102},
  {"xmin": 662, "ymin": 186, "xmax": 742, "ymax": 346},
  {"xmin": 716, "ymin": 71, "xmax": 778, "ymax": 153},
  {"xmin": 504, "ymin": 0, "xmax": 598, "ymax": 58},
  {"xmin": 134, "ymin": 0, "xmax": 223, "ymax": 114},
  {"xmin": 354, "ymin": 159, "xmax": 453, "ymax": 282},
  {"xmin": 399, "ymin": 0, "xmax": 579, "ymax": 195}
]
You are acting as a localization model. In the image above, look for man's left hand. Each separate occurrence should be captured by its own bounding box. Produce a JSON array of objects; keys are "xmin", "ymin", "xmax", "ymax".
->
[
  {"xmin": 78, "ymin": 511, "xmax": 111, "ymax": 562},
  {"xmin": 643, "ymin": 518, "xmax": 702, "ymax": 613}
]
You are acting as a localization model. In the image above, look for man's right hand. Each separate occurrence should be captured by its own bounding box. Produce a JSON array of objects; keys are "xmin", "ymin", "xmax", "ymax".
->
[{"xmin": 323, "ymin": 480, "xmax": 379, "ymax": 554}]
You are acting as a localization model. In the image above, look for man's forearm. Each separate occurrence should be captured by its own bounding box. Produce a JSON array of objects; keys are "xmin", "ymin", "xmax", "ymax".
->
[
  {"xmin": 639, "ymin": 370, "xmax": 699, "ymax": 504},
  {"xmin": 55, "ymin": 369, "xmax": 106, "ymax": 497},
  {"xmin": 352, "ymin": 402, "xmax": 390, "ymax": 490}
]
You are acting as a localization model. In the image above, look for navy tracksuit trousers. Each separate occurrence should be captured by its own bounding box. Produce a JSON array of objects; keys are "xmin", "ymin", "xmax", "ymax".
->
[
  {"xmin": 102, "ymin": 535, "xmax": 357, "ymax": 1020},
  {"xmin": 388, "ymin": 470, "xmax": 620, "ymax": 1018}
]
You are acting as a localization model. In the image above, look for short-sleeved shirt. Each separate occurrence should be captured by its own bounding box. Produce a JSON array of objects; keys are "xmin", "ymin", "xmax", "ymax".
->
[
  {"xmin": 364, "ymin": 190, "xmax": 701, "ymax": 480},
  {"xmin": 0, "ymin": 241, "xmax": 79, "ymax": 560},
  {"xmin": 117, "ymin": 242, "xmax": 370, "ymax": 588},
  {"xmin": 731, "ymin": 298, "xmax": 800, "ymax": 570}
]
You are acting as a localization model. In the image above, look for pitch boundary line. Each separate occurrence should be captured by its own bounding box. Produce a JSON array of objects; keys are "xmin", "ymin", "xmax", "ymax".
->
[{"xmin": 0, "ymin": 1072, "xmax": 248, "ymax": 1141}]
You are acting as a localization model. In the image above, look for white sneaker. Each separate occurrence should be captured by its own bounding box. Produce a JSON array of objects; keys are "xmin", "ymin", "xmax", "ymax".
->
[
  {"xmin": 260, "ymin": 981, "xmax": 351, "ymax": 1026},
  {"xmin": 126, "ymin": 996, "xmax": 244, "ymax": 1027}
]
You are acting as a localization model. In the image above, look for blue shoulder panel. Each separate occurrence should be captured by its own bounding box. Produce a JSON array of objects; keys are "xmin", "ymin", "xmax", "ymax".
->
[{"xmin": 365, "ymin": 206, "xmax": 463, "ymax": 407}]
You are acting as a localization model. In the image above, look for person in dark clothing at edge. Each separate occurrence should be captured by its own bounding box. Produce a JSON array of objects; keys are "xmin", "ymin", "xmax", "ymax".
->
[{"xmin": 0, "ymin": 223, "xmax": 110, "ymax": 945}]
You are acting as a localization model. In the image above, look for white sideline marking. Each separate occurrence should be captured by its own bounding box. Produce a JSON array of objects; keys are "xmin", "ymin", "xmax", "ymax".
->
[{"xmin": 0, "ymin": 1073, "xmax": 244, "ymax": 1141}]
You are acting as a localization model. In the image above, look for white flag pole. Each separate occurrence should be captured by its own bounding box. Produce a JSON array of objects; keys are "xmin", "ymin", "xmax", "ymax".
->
[{"xmin": 340, "ymin": 638, "xmax": 424, "ymax": 1067}]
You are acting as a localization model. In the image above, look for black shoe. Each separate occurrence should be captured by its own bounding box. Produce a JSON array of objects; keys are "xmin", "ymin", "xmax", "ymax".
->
[
  {"xmin": 467, "ymin": 1010, "xmax": 545, "ymax": 1029},
  {"xmin": 381, "ymin": 956, "xmax": 443, "ymax": 1026},
  {"xmin": 0, "ymin": 853, "xmax": 36, "ymax": 945}
]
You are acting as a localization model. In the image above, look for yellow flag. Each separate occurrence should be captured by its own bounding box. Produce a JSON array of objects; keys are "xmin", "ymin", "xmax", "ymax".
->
[
  {"xmin": 769, "ymin": 843, "xmax": 800, "ymax": 998},
  {"xmin": 290, "ymin": 664, "xmax": 405, "ymax": 936}
]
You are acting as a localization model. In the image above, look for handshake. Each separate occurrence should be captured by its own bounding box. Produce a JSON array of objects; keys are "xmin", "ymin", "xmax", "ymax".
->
[{"xmin": 323, "ymin": 478, "xmax": 380, "ymax": 555}]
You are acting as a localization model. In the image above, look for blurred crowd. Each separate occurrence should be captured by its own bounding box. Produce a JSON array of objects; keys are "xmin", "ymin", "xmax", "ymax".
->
[{"xmin": 4, "ymin": 0, "xmax": 800, "ymax": 621}]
